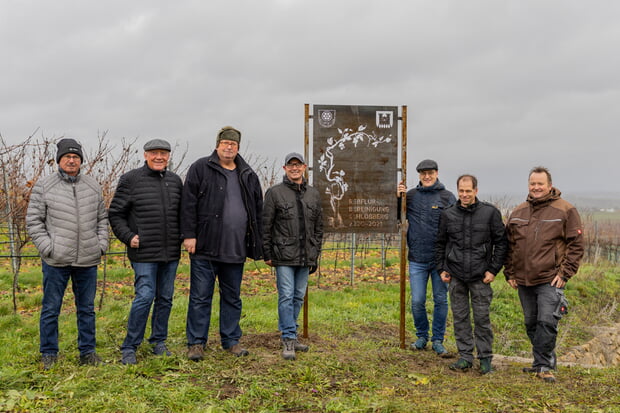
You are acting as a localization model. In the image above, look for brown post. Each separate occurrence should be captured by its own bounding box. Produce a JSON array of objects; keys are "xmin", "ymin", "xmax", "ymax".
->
[
  {"xmin": 399, "ymin": 105, "xmax": 408, "ymax": 349},
  {"xmin": 302, "ymin": 103, "xmax": 311, "ymax": 338}
]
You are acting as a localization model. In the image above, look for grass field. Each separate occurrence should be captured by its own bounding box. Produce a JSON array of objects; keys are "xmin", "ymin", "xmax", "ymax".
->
[{"xmin": 0, "ymin": 255, "xmax": 619, "ymax": 412}]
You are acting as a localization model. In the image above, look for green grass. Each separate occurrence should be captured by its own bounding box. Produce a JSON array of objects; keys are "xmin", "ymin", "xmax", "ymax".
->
[{"xmin": 0, "ymin": 260, "xmax": 619, "ymax": 412}]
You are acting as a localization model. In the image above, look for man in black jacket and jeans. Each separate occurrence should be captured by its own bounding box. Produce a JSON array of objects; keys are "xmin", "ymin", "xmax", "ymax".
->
[
  {"xmin": 263, "ymin": 152, "xmax": 323, "ymax": 360},
  {"xmin": 436, "ymin": 174, "xmax": 507, "ymax": 374},
  {"xmin": 109, "ymin": 138, "xmax": 183, "ymax": 365},
  {"xmin": 182, "ymin": 126, "xmax": 263, "ymax": 361}
]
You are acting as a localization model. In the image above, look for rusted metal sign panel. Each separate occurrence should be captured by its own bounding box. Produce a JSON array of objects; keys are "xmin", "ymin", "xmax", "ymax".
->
[{"xmin": 313, "ymin": 105, "xmax": 398, "ymax": 233}]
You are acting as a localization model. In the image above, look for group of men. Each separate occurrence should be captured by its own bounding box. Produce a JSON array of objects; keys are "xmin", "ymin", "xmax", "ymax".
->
[
  {"xmin": 26, "ymin": 133, "xmax": 583, "ymax": 384},
  {"xmin": 26, "ymin": 127, "xmax": 322, "ymax": 370},
  {"xmin": 399, "ymin": 160, "xmax": 584, "ymax": 383}
]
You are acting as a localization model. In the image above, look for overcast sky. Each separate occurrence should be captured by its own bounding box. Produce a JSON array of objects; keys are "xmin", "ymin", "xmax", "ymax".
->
[{"xmin": 1, "ymin": 0, "xmax": 618, "ymax": 198}]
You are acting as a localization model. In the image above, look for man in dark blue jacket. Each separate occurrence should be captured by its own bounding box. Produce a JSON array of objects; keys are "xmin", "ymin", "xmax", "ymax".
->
[
  {"xmin": 436, "ymin": 174, "xmax": 507, "ymax": 374},
  {"xmin": 182, "ymin": 126, "xmax": 263, "ymax": 361},
  {"xmin": 398, "ymin": 159, "xmax": 455, "ymax": 355},
  {"xmin": 109, "ymin": 138, "xmax": 183, "ymax": 365}
]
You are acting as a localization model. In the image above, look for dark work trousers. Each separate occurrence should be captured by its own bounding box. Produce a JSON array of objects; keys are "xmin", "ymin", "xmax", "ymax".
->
[
  {"xmin": 517, "ymin": 283, "xmax": 561, "ymax": 371},
  {"xmin": 449, "ymin": 277, "xmax": 494, "ymax": 363}
]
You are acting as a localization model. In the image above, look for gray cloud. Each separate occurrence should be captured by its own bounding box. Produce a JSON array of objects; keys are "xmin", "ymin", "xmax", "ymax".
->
[{"xmin": 1, "ymin": 0, "xmax": 618, "ymax": 197}]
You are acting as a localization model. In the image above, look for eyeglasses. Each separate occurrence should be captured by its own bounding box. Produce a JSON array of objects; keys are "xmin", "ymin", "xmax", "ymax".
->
[
  {"xmin": 219, "ymin": 140, "xmax": 238, "ymax": 148},
  {"xmin": 285, "ymin": 163, "xmax": 304, "ymax": 169}
]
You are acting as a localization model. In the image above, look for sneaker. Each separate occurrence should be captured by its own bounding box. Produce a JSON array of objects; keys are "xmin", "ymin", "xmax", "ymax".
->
[
  {"xmin": 282, "ymin": 338, "xmax": 296, "ymax": 360},
  {"xmin": 152, "ymin": 342, "xmax": 172, "ymax": 356},
  {"xmin": 226, "ymin": 344, "xmax": 249, "ymax": 357},
  {"xmin": 479, "ymin": 357, "xmax": 492, "ymax": 375},
  {"xmin": 536, "ymin": 370, "xmax": 556, "ymax": 383},
  {"xmin": 79, "ymin": 352, "xmax": 102, "ymax": 366},
  {"xmin": 187, "ymin": 344, "xmax": 204, "ymax": 361},
  {"xmin": 41, "ymin": 354, "xmax": 57, "ymax": 370},
  {"xmin": 410, "ymin": 337, "xmax": 428, "ymax": 350},
  {"xmin": 121, "ymin": 350, "xmax": 137, "ymax": 365},
  {"xmin": 449, "ymin": 358, "xmax": 473, "ymax": 371},
  {"xmin": 294, "ymin": 339, "xmax": 309, "ymax": 352},
  {"xmin": 431, "ymin": 341, "xmax": 449, "ymax": 357}
]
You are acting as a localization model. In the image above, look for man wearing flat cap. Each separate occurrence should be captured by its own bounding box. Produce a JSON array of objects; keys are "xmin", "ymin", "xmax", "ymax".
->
[
  {"xmin": 263, "ymin": 152, "xmax": 323, "ymax": 360},
  {"xmin": 109, "ymin": 138, "xmax": 183, "ymax": 364},
  {"xmin": 27, "ymin": 138, "xmax": 109, "ymax": 369},
  {"xmin": 397, "ymin": 159, "xmax": 455, "ymax": 356},
  {"xmin": 182, "ymin": 126, "xmax": 263, "ymax": 360}
]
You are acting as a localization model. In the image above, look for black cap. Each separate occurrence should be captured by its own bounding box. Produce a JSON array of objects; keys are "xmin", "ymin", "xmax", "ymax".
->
[
  {"xmin": 56, "ymin": 138, "xmax": 83, "ymax": 163},
  {"xmin": 416, "ymin": 159, "xmax": 438, "ymax": 172},
  {"xmin": 143, "ymin": 138, "xmax": 171, "ymax": 152},
  {"xmin": 284, "ymin": 152, "xmax": 305, "ymax": 165}
]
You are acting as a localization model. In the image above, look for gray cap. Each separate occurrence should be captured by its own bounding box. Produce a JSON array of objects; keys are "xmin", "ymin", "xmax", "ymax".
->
[
  {"xmin": 416, "ymin": 159, "xmax": 438, "ymax": 172},
  {"xmin": 284, "ymin": 152, "xmax": 305, "ymax": 165},
  {"xmin": 144, "ymin": 139, "xmax": 171, "ymax": 152}
]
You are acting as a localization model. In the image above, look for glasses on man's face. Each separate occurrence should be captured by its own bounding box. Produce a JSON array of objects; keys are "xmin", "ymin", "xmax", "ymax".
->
[
  {"xmin": 219, "ymin": 140, "xmax": 238, "ymax": 148},
  {"xmin": 285, "ymin": 163, "xmax": 303, "ymax": 169},
  {"xmin": 62, "ymin": 155, "xmax": 81, "ymax": 161}
]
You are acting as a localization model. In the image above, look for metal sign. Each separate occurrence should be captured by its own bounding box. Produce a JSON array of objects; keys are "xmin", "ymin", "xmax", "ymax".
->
[{"xmin": 313, "ymin": 104, "xmax": 398, "ymax": 233}]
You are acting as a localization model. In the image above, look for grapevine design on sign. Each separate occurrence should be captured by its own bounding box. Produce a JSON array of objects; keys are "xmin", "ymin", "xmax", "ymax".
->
[{"xmin": 318, "ymin": 125, "xmax": 392, "ymax": 228}]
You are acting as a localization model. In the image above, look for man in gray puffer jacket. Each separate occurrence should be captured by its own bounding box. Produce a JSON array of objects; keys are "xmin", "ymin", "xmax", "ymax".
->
[
  {"xmin": 26, "ymin": 138, "xmax": 109, "ymax": 370},
  {"xmin": 263, "ymin": 152, "xmax": 323, "ymax": 360}
]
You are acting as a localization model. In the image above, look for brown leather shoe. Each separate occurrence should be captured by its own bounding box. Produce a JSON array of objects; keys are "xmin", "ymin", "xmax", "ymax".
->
[
  {"xmin": 187, "ymin": 344, "xmax": 204, "ymax": 361},
  {"xmin": 535, "ymin": 370, "xmax": 556, "ymax": 383},
  {"xmin": 226, "ymin": 344, "xmax": 249, "ymax": 357}
]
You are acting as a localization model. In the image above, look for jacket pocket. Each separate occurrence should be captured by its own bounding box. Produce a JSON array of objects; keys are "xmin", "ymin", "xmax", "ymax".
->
[{"xmin": 274, "ymin": 237, "xmax": 297, "ymax": 262}]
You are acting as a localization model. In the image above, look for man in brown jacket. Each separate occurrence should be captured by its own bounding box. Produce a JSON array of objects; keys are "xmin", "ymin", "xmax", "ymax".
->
[{"xmin": 505, "ymin": 166, "xmax": 584, "ymax": 383}]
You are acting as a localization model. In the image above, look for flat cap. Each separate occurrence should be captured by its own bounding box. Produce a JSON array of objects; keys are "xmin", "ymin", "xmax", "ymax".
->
[
  {"xmin": 416, "ymin": 159, "xmax": 438, "ymax": 172},
  {"xmin": 284, "ymin": 152, "xmax": 305, "ymax": 165},
  {"xmin": 144, "ymin": 138, "xmax": 171, "ymax": 152}
]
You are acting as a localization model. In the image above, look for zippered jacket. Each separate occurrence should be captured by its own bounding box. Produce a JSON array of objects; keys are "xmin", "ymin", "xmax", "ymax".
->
[
  {"xmin": 26, "ymin": 170, "xmax": 109, "ymax": 267},
  {"xmin": 504, "ymin": 188, "xmax": 584, "ymax": 286},
  {"xmin": 108, "ymin": 163, "xmax": 183, "ymax": 263},
  {"xmin": 435, "ymin": 199, "xmax": 508, "ymax": 282},
  {"xmin": 181, "ymin": 150, "xmax": 263, "ymax": 260},
  {"xmin": 399, "ymin": 180, "xmax": 456, "ymax": 263},
  {"xmin": 263, "ymin": 176, "xmax": 323, "ymax": 266}
]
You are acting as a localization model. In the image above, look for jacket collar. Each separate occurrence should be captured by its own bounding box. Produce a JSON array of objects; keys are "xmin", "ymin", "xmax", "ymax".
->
[
  {"xmin": 143, "ymin": 161, "xmax": 167, "ymax": 176},
  {"xmin": 416, "ymin": 179, "xmax": 446, "ymax": 192},
  {"xmin": 527, "ymin": 187, "xmax": 561, "ymax": 207},
  {"xmin": 283, "ymin": 174, "xmax": 306, "ymax": 191},
  {"xmin": 58, "ymin": 167, "xmax": 81, "ymax": 183}
]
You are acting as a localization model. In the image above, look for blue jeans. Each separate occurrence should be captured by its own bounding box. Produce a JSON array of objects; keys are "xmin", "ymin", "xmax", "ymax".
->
[
  {"xmin": 517, "ymin": 283, "xmax": 562, "ymax": 371},
  {"xmin": 186, "ymin": 259, "xmax": 244, "ymax": 349},
  {"xmin": 40, "ymin": 262, "xmax": 97, "ymax": 356},
  {"xmin": 121, "ymin": 260, "xmax": 178, "ymax": 352},
  {"xmin": 409, "ymin": 261, "xmax": 448, "ymax": 342},
  {"xmin": 276, "ymin": 265, "xmax": 309, "ymax": 340}
]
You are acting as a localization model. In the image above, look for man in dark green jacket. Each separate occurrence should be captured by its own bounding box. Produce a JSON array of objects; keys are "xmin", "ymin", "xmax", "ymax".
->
[{"xmin": 263, "ymin": 152, "xmax": 323, "ymax": 360}]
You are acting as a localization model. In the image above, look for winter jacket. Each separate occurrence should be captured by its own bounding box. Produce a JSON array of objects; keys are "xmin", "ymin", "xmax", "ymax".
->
[
  {"xmin": 26, "ymin": 170, "xmax": 109, "ymax": 267},
  {"xmin": 263, "ymin": 176, "xmax": 323, "ymax": 267},
  {"xmin": 108, "ymin": 163, "xmax": 183, "ymax": 263},
  {"xmin": 504, "ymin": 188, "xmax": 584, "ymax": 286},
  {"xmin": 435, "ymin": 199, "xmax": 508, "ymax": 282},
  {"xmin": 181, "ymin": 150, "xmax": 263, "ymax": 261},
  {"xmin": 399, "ymin": 180, "xmax": 456, "ymax": 263}
]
